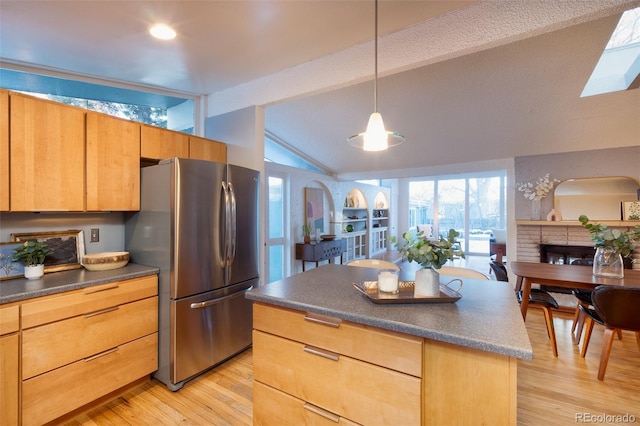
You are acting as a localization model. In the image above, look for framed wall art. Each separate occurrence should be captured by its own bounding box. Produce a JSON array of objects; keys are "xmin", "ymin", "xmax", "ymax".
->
[
  {"xmin": 11, "ymin": 230, "xmax": 85, "ymax": 273},
  {"xmin": 0, "ymin": 242, "xmax": 26, "ymax": 280},
  {"xmin": 304, "ymin": 187, "xmax": 325, "ymax": 235},
  {"xmin": 623, "ymin": 201, "xmax": 640, "ymax": 221}
]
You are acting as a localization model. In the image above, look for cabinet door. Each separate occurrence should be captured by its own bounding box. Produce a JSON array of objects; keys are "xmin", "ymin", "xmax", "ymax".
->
[
  {"xmin": 189, "ymin": 135, "xmax": 226, "ymax": 162},
  {"xmin": 10, "ymin": 93, "xmax": 85, "ymax": 211},
  {"xmin": 0, "ymin": 90, "xmax": 8, "ymax": 211},
  {"xmin": 140, "ymin": 124, "xmax": 188, "ymax": 160},
  {"xmin": 0, "ymin": 305, "xmax": 19, "ymax": 426},
  {"xmin": 86, "ymin": 112, "xmax": 140, "ymax": 210}
]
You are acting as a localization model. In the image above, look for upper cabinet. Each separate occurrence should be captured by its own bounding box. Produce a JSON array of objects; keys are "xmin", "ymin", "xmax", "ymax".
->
[
  {"xmin": 140, "ymin": 125, "xmax": 189, "ymax": 160},
  {"xmin": 0, "ymin": 90, "xmax": 9, "ymax": 211},
  {"xmin": 141, "ymin": 126, "xmax": 227, "ymax": 164},
  {"xmin": 10, "ymin": 93, "xmax": 85, "ymax": 211},
  {"xmin": 189, "ymin": 135, "xmax": 227, "ymax": 163},
  {"xmin": 2, "ymin": 92, "xmax": 227, "ymax": 212},
  {"xmin": 86, "ymin": 112, "xmax": 141, "ymax": 211}
]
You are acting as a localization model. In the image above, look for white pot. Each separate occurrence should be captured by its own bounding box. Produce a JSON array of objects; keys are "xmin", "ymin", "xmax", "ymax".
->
[
  {"xmin": 414, "ymin": 267, "xmax": 440, "ymax": 297},
  {"xmin": 24, "ymin": 264, "xmax": 45, "ymax": 280}
]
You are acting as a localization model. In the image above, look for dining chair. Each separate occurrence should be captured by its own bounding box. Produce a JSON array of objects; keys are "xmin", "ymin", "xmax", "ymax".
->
[
  {"xmin": 346, "ymin": 259, "xmax": 400, "ymax": 270},
  {"xmin": 569, "ymin": 259, "xmax": 594, "ymax": 345},
  {"xmin": 490, "ymin": 261, "xmax": 559, "ymax": 357},
  {"xmin": 438, "ymin": 266, "xmax": 490, "ymax": 280},
  {"xmin": 579, "ymin": 285, "xmax": 640, "ymax": 380}
]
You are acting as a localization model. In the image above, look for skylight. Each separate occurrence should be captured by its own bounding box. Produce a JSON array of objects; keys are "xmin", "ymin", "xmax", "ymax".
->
[{"xmin": 581, "ymin": 7, "xmax": 640, "ymax": 97}]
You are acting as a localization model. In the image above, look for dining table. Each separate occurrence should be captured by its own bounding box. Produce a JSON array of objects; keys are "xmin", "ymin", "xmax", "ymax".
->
[{"xmin": 510, "ymin": 261, "xmax": 640, "ymax": 319}]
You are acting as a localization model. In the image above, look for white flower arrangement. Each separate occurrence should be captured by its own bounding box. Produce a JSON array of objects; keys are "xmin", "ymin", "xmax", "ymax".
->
[{"xmin": 516, "ymin": 174, "xmax": 560, "ymax": 201}]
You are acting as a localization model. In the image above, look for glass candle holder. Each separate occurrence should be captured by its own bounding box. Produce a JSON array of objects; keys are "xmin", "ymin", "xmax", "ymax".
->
[{"xmin": 378, "ymin": 270, "xmax": 399, "ymax": 294}]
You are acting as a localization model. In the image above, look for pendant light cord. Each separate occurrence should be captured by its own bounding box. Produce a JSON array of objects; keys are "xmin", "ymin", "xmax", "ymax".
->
[{"xmin": 374, "ymin": 0, "xmax": 378, "ymax": 113}]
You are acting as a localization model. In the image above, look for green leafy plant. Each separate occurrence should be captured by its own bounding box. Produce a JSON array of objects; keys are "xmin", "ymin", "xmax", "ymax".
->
[
  {"xmin": 579, "ymin": 215, "xmax": 640, "ymax": 258},
  {"xmin": 302, "ymin": 221, "xmax": 312, "ymax": 237},
  {"xmin": 390, "ymin": 228, "xmax": 464, "ymax": 269},
  {"xmin": 12, "ymin": 240, "xmax": 51, "ymax": 266}
]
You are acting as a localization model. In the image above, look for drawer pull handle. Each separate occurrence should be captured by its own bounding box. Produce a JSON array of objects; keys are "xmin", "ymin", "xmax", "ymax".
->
[
  {"xmin": 303, "ymin": 403, "xmax": 340, "ymax": 423},
  {"xmin": 303, "ymin": 345, "xmax": 340, "ymax": 361},
  {"xmin": 84, "ymin": 284, "xmax": 119, "ymax": 295},
  {"xmin": 84, "ymin": 347, "xmax": 119, "ymax": 362},
  {"xmin": 190, "ymin": 287, "xmax": 253, "ymax": 309},
  {"xmin": 304, "ymin": 313, "xmax": 341, "ymax": 328},
  {"xmin": 85, "ymin": 306, "xmax": 119, "ymax": 318}
]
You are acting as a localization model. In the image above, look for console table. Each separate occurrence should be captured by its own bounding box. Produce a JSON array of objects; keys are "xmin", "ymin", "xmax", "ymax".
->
[{"xmin": 295, "ymin": 240, "xmax": 347, "ymax": 271}]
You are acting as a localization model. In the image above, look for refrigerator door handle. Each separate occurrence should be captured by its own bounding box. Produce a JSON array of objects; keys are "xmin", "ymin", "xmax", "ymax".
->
[
  {"xmin": 189, "ymin": 286, "xmax": 253, "ymax": 309},
  {"xmin": 222, "ymin": 181, "xmax": 231, "ymax": 268},
  {"xmin": 228, "ymin": 182, "xmax": 237, "ymax": 265}
]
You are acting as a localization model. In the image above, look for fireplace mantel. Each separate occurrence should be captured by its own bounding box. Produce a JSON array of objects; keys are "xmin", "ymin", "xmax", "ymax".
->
[{"xmin": 516, "ymin": 220, "xmax": 640, "ymax": 227}]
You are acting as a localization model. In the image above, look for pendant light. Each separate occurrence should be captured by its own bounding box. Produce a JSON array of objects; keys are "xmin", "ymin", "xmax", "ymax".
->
[{"xmin": 348, "ymin": 0, "xmax": 404, "ymax": 151}]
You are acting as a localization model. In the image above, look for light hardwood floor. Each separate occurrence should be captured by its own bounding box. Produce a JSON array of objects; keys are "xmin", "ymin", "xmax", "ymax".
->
[{"xmin": 65, "ymin": 310, "xmax": 640, "ymax": 425}]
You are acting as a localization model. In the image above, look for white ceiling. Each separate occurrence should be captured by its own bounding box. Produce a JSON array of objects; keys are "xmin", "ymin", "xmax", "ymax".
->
[{"xmin": 2, "ymin": 0, "xmax": 639, "ymax": 178}]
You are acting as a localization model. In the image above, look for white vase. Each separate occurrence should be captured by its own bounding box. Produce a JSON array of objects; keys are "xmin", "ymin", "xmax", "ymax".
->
[
  {"xmin": 592, "ymin": 247, "xmax": 624, "ymax": 279},
  {"xmin": 24, "ymin": 264, "xmax": 44, "ymax": 280},
  {"xmin": 414, "ymin": 267, "xmax": 440, "ymax": 297}
]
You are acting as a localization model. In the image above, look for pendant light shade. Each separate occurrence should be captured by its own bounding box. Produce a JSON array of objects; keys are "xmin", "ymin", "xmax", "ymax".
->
[{"xmin": 348, "ymin": 0, "xmax": 404, "ymax": 151}]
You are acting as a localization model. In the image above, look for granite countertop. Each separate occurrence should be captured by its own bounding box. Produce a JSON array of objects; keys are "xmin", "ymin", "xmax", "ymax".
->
[
  {"xmin": 0, "ymin": 263, "xmax": 159, "ymax": 304},
  {"xmin": 246, "ymin": 263, "xmax": 533, "ymax": 360}
]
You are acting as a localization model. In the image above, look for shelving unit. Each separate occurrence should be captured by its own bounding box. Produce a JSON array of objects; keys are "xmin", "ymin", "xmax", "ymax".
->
[
  {"xmin": 342, "ymin": 207, "xmax": 367, "ymax": 262},
  {"xmin": 370, "ymin": 208, "xmax": 389, "ymax": 256}
]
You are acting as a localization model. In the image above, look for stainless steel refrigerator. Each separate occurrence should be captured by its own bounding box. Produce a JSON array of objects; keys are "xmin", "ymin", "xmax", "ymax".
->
[{"xmin": 125, "ymin": 157, "xmax": 259, "ymax": 391}]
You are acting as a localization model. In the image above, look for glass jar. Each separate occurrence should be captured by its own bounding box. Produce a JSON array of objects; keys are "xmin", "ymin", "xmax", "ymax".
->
[{"xmin": 592, "ymin": 247, "xmax": 624, "ymax": 279}]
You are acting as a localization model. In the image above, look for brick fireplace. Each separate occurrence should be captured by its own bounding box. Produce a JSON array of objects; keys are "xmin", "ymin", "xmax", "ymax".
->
[{"xmin": 516, "ymin": 222, "xmax": 640, "ymax": 269}]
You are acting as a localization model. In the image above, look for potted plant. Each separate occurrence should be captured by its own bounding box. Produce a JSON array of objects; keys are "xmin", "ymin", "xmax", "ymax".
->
[
  {"xmin": 12, "ymin": 240, "xmax": 51, "ymax": 280},
  {"xmin": 302, "ymin": 221, "xmax": 312, "ymax": 244},
  {"xmin": 579, "ymin": 215, "xmax": 640, "ymax": 278},
  {"xmin": 391, "ymin": 228, "xmax": 464, "ymax": 296}
]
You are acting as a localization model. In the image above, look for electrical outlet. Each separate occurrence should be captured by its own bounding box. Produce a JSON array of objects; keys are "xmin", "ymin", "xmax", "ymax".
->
[{"xmin": 90, "ymin": 228, "xmax": 100, "ymax": 243}]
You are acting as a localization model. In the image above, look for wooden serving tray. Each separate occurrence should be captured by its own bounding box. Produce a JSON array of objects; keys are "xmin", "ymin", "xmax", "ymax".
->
[{"xmin": 353, "ymin": 280, "xmax": 462, "ymax": 304}]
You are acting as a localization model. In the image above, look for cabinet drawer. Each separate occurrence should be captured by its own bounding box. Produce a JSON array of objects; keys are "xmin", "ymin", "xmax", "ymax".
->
[
  {"xmin": 253, "ymin": 330, "xmax": 421, "ymax": 426},
  {"xmin": 22, "ymin": 332, "xmax": 157, "ymax": 426},
  {"xmin": 254, "ymin": 381, "xmax": 361, "ymax": 426},
  {"xmin": 0, "ymin": 305, "xmax": 19, "ymax": 335},
  {"xmin": 21, "ymin": 275, "xmax": 157, "ymax": 328},
  {"xmin": 254, "ymin": 302, "xmax": 422, "ymax": 376},
  {"xmin": 23, "ymin": 296, "xmax": 158, "ymax": 379}
]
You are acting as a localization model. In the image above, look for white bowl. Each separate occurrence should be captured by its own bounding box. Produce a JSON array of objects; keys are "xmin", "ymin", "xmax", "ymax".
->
[{"xmin": 82, "ymin": 251, "xmax": 130, "ymax": 271}]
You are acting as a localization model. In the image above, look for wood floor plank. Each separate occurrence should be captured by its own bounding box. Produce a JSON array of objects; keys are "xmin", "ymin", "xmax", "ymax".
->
[{"xmin": 66, "ymin": 312, "xmax": 639, "ymax": 425}]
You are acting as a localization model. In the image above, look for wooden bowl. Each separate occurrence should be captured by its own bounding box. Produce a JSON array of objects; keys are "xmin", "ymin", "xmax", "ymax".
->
[
  {"xmin": 82, "ymin": 251, "xmax": 130, "ymax": 271},
  {"xmin": 320, "ymin": 234, "xmax": 336, "ymax": 241}
]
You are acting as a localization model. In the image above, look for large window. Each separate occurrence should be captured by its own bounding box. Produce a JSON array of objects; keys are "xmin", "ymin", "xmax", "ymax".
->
[{"xmin": 408, "ymin": 172, "xmax": 506, "ymax": 255}]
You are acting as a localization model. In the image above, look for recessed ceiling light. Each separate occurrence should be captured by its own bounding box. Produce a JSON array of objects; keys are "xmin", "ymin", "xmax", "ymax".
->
[{"xmin": 149, "ymin": 24, "xmax": 176, "ymax": 40}]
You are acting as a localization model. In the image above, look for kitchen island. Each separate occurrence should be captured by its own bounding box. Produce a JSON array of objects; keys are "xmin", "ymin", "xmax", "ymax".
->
[{"xmin": 246, "ymin": 263, "xmax": 532, "ymax": 426}]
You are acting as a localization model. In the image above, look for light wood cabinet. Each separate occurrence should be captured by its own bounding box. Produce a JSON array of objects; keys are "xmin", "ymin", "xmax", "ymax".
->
[
  {"xmin": 19, "ymin": 275, "xmax": 158, "ymax": 426},
  {"xmin": 253, "ymin": 301, "xmax": 518, "ymax": 425},
  {"xmin": 9, "ymin": 93, "xmax": 85, "ymax": 211},
  {"xmin": 86, "ymin": 112, "xmax": 141, "ymax": 210},
  {"xmin": 0, "ymin": 305, "xmax": 20, "ymax": 426},
  {"xmin": 189, "ymin": 135, "xmax": 227, "ymax": 162},
  {"xmin": 0, "ymin": 89, "xmax": 9, "ymax": 211},
  {"xmin": 140, "ymin": 124, "xmax": 189, "ymax": 160},
  {"xmin": 253, "ymin": 303, "xmax": 422, "ymax": 425}
]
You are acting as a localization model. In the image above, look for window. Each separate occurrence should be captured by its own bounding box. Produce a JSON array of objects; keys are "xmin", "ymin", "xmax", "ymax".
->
[
  {"xmin": 266, "ymin": 174, "xmax": 288, "ymax": 283},
  {"xmin": 264, "ymin": 131, "xmax": 330, "ymax": 174},
  {"xmin": 408, "ymin": 172, "xmax": 506, "ymax": 255},
  {"xmin": 0, "ymin": 67, "xmax": 195, "ymax": 131}
]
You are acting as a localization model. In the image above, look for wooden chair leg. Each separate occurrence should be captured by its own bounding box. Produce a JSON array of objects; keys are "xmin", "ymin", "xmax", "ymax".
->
[
  {"xmin": 542, "ymin": 307, "xmax": 558, "ymax": 357},
  {"xmin": 571, "ymin": 306, "xmax": 580, "ymax": 334},
  {"xmin": 597, "ymin": 328, "xmax": 617, "ymax": 381},
  {"xmin": 580, "ymin": 317, "xmax": 594, "ymax": 358}
]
